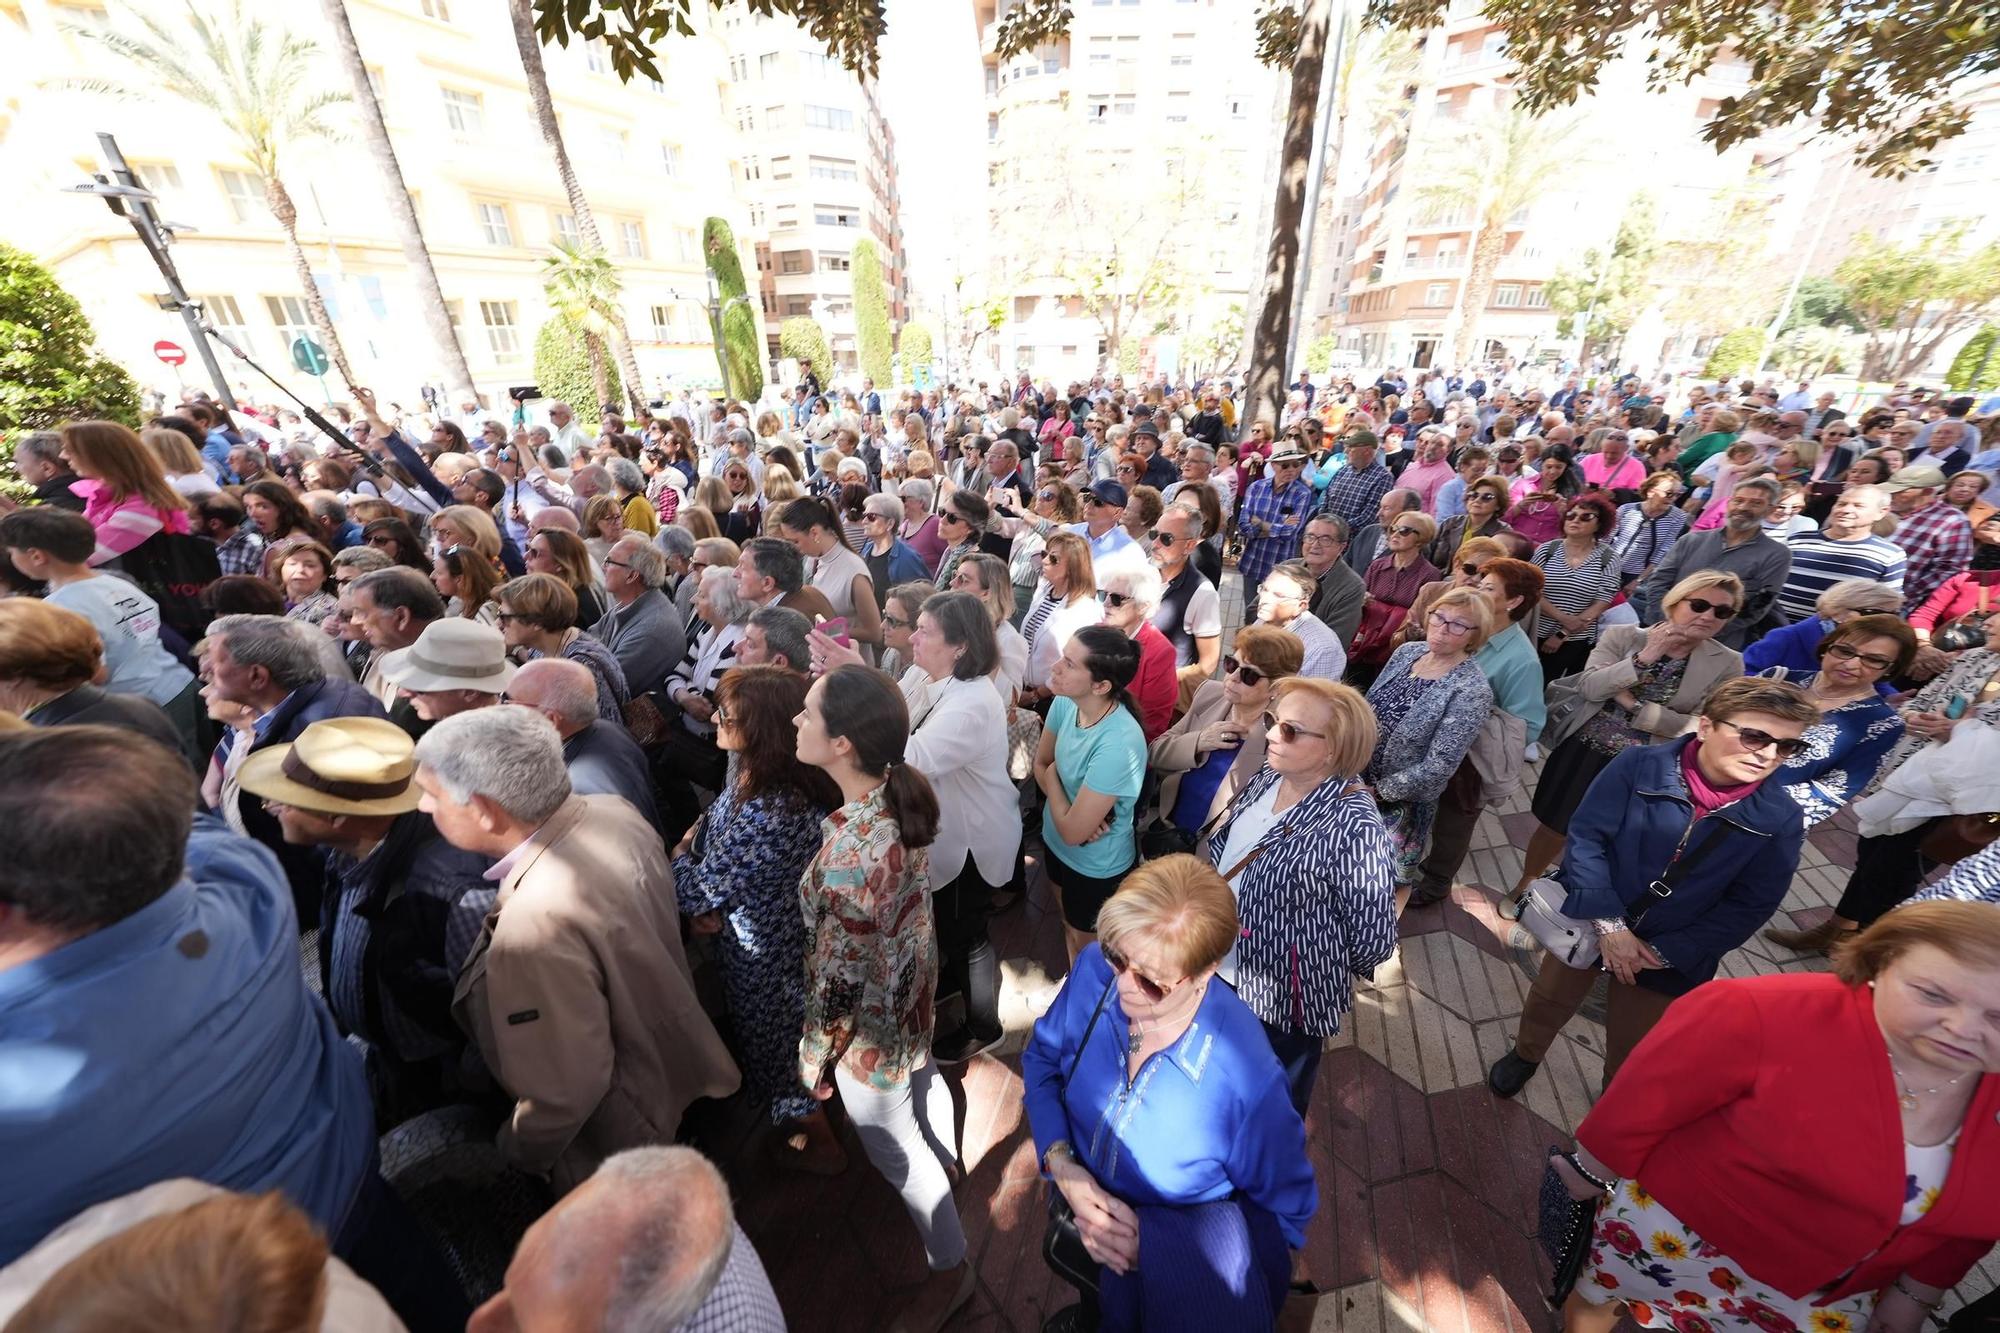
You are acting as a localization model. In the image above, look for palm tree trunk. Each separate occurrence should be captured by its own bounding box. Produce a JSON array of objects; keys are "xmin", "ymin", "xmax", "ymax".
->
[
  {"xmin": 264, "ymin": 173, "xmax": 357, "ymax": 387},
  {"xmin": 1450, "ymin": 212, "xmax": 1509, "ymax": 366},
  {"xmin": 318, "ymin": 0, "xmax": 476, "ymax": 405},
  {"xmin": 508, "ymin": 0, "xmax": 646, "ymax": 417},
  {"xmin": 1241, "ymin": 0, "xmax": 1333, "ymax": 438},
  {"xmin": 586, "ymin": 333, "xmax": 609, "ymax": 412}
]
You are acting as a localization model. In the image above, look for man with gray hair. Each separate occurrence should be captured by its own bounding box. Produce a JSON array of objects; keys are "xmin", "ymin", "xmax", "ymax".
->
[
  {"xmin": 470, "ymin": 1145, "xmax": 783, "ymax": 1332},
  {"xmin": 12, "ymin": 430, "xmax": 83, "ymax": 510},
  {"xmin": 592, "ymin": 535, "xmax": 686, "ymax": 696},
  {"xmin": 201, "ymin": 614, "xmax": 386, "ymax": 918},
  {"xmin": 506, "ymin": 658, "xmax": 660, "ymax": 834},
  {"xmin": 416, "ymin": 708, "xmax": 739, "ymax": 1188},
  {"xmin": 737, "ymin": 605, "xmax": 812, "ymax": 672},
  {"xmin": 545, "ymin": 400, "xmax": 591, "ymax": 457},
  {"xmin": 348, "ymin": 566, "xmax": 446, "ymax": 720},
  {"xmin": 1633, "ymin": 477, "xmax": 1792, "ymax": 646}
]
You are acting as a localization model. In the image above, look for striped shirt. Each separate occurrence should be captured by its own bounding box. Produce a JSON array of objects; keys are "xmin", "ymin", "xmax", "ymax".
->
[
  {"xmin": 1777, "ymin": 531, "xmax": 1907, "ymax": 621},
  {"xmin": 1530, "ymin": 539, "xmax": 1622, "ymax": 642},
  {"xmin": 1609, "ymin": 503, "xmax": 1691, "ymax": 577}
]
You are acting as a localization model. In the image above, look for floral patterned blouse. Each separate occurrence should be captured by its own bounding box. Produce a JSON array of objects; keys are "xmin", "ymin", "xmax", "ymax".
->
[
  {"xmin": 1769, "ymin": 673, "xmax": 1904, "ymax": 827},
  {"xmin": 1577, "ymin": 654, "xmax": 1689, "ymax": 758},
  {"xmin": 798, "ymin": 783, "xmax": 938, "ymax": 1093}
]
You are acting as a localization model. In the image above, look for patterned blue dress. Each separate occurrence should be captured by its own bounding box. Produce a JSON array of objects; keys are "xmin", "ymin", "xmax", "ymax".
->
[
  {"xmin": 1769, "ymin": 671, "xmax": 1904, "ymax": 827},
  {"xmin": 673, "ymin": 782, "xmax": 831, "ymax": 1124}
]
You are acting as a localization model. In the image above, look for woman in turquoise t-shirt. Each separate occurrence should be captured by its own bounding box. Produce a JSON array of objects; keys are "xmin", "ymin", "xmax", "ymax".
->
[{"xmin": 1034, "ymin": 623, "xmax": 1148, "ymax": 962}]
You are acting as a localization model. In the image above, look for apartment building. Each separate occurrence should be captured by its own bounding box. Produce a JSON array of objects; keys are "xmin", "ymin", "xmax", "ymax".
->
[
  {"xmin": 716, "ymin": 9, "xmax": 908, "ymax": 375},
  {"xmin": 971, "ymin": 0, "xmax": 1285, "ymax": 384},
  {"xmin": 0, "ymin": 0, "xmax": 754, "ymax": 407}
]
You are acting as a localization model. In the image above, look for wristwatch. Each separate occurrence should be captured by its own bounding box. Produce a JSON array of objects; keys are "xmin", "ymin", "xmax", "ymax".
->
[{"xmin": 1042, "ymin": 1140, "xmax": 1075, "ymax": 1175}]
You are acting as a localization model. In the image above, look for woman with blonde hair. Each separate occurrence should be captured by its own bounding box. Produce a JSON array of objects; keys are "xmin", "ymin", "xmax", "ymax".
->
[
  {"xmin": 494, "ymin": 573, "xmax": 628, "ymax": 720},
  {"xmin": 427, "ymin": 503, "xmax": 501, "ymax": 566},
  {"xmin": 1020, "ymin": 530, "xmax": 1102, "ymax": 703},
  {"xmin": 139, "ymin": 424, "xmax": 219, "ymax": 500},
  {"xmin": 675, "ymin": 503, "xmax": 720, "ymax": 542},
  {"xmin": 0, "ymin": 421, "xmax": 189, "ymax": 566},
  {"xmin": 522, "ymin": 526, "xmax": 605, "ymax": 628}
]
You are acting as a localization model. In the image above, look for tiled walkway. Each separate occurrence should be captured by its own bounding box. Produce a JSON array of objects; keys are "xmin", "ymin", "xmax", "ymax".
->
[{"xmin": 701, "ymin": 577, "xmax": 1998, "ymax": 1330}]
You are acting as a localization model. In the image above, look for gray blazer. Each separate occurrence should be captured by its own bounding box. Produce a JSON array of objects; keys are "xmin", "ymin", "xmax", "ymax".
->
[
  {"xmin": 1364, "ymin": 641, "xmax": 1493, "ymax": 805},
  {"xmin": 1576, "ymin": 623, "xmax": 1744, "ymax": 740}
]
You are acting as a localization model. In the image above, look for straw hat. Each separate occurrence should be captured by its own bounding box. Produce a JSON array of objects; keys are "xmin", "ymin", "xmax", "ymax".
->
[
  {"xmin": 238, "ymin": 716, "xmax": 423, "ymax": 817},
  {"xmin": 377, "ymin": 618, "xmax": 515, "ymax": 695}
]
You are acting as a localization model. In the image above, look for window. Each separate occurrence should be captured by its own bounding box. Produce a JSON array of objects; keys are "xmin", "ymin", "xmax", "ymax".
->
[
  {"xmin": 263, "ymin": 295, "xmax": 313, "ymax": 349},
  {"xmin": 735, "ymin": 106, "xmax": 754, "ymax": 132},
  {"xmin": 804, "ymin": 104, "xmax": 854, "ymax": 131},
  {"xmin": 620, "ymin": 220, "xmax": 646, "ymax": 259},
  {"xmin": 420, "ymin": 0, "xmax": 449, "ymax": 19},
  {"xmin": 200, "ymin": 294, "xmax": 251, "ymax": 353},
  {"xmin": 765, "ymin": 104, "xmax": 787, "ymax": 130},
  {"xmin": 783, "ymin": 297, "xmax": 814, "ymax": 317},
  {"xmin": 659, "ymin": 142, "xmax": 682, "ymax": 176},
  {"xmin": 809, "ymin": 157, "xmax": 859, "ymax": 182},
  {"xmin": 985, "ymin": 65, "xmax": 999, "ymax": 94},
  {"xmin": 552, "ymin": 211, "xmax": 580, "ymax": 248},
  {"xmin": 1013, "ymin": 296, "xmax": 1037, "ymax": 321},
  {"xmin": 770, "ymin": 155, "xmax": 794, "ymax": 179},
  {"xmin": 741, "ymin": 155, "xmax": 761, "ymax": 181},
  {"xmin": 1113, "ymin": 95, "xmax": 1136, "ymax": 117},
  {"xmin": 1115, "ymin": 35, "xmax": 1140, "ymax": 64},
  {"xmin": 480, "ymin": 300, "xmax": 520, "ymax": 357},
  {"xmin": 820, "ymin": 254, "xmax": 850, "ymax": 272},
  {"xmin": 780, "ymin": 251, "xmax": 808, "ymax": 274},
  {"xmin": 801, "ymin": 51, "xmax": 836, "ymax": 78},
  {"xmin": 477, "ymin": 202, "xmax": 514, "ymax": 247},
  {"xmin": 1492, "ymin": 284, "xmax": 1521, "ymax": 307},
  {"xmin": 1044, "ymin": 54, "xmax": 1061, "ymax": 74},
  {"xmin": 987, "ymin": 113, "xmax": 1000, "ymax": 142},
  {"xmin": 760, "ymin": 52, "xmax": 781, "ymax": 76},
  {"xmin": 1524, "ymin": 286, "xmax": 1550, "ymax": 309},
  {"xmin": 1165, "ymin": 91, "xmax": 1191, "ymax": 123},
  {"xmin": 1424, "ymin": 282, "xmax": 1450, "ymax": 307},
  {"xmin": 599, "ymin": 127, "xmax": 629, "ymax": 162},
  {"xmin": 729, "ymin": 54, "xmax": 748, "ymax": 80},
  {"xmin": 747, "ymin": 202, "xmax": 765, "ymax": 228},
  {"xmin": 1169, "ymin": 51, "xmax": 1192, "ymax": 66},
  {"xmin": 814, "ymin": 206, "xmax": 859, "ymax": 227},
  {"xmin": 360, "ymin": 276, "xmax": 388, "ymax": 320},
  {"xmin": 584, "ymin": 39, "xmax": 610, "ymax": 74},
  {"xmin": 133, "ymin": 161, "xmax": 183, "ymax": 194},
  {"xmin": 1087, "ymin": 95, "xmax": 1110, "ymax": 124},
  {"xmin": 774, "ymin": 204, "xmax": 798, "ymax": 228},
  {"xmin": 675, "ymin": 227, "xmax": 700, "ymax": 263},
  {"xmin": 650, "ymin": 304, "xmax": 676, "ymax": 340},
  {"xmin": 442, "ymin": 87, "xmax": 483, "ymax": 136},
  {"xmin": 217, "ymin": 168, "xmax": 261, "ymax": 223},
  {"xmin": 1227, "ymin": 97, "xmax": 1247, "ymax": 118}
]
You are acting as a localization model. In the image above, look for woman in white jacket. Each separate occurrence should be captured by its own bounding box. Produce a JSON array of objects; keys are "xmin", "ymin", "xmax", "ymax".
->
[
  {"xmin": 904, "ymin": 592, "xmax": 1023, "ymax": 1065},
  {"xmin": 1018, "ymin": 532, "xmax": 1102, "ymax": 706}
]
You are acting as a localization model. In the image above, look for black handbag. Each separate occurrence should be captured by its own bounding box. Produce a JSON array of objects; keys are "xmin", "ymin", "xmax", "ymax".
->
[
  {"xmin": 1043, "ymin": 978, "xmax": 1116, "ymax": 1295},
  {"xmin": 1536, "ymin": 1149, "xmax": 1600, "ymax": 1306}
]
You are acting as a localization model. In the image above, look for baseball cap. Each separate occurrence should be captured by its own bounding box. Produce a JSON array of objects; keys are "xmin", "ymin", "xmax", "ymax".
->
[{"xmin": 1087, "ymin": 479, "xmax": 1129, "ymax": 508}]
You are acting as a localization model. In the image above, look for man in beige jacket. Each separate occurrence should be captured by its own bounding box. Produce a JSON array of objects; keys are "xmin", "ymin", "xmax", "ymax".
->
[{"xmin": 414, "ymin": 706, "xmax": 739, "ymax": 1193}]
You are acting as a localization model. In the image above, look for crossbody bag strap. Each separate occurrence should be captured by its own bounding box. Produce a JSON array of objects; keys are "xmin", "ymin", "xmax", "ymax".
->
[
  {"xmin": 1062, "ymin": 978, "xmax": 1117, "ymax": 1090},
  {"xmin": 1628, "ymin": 818, "xmax": 1730, "ymax": 926}
]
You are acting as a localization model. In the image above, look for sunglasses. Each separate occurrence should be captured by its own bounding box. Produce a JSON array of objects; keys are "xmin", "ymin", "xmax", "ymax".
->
[
  {"xmin": 1147, "ymin": 529, "xmax": 1178, "ymax": 545},
  {"xmin": 1097, "ymin": 590, "xmax": 1131, "ymax": 608},
  {"xmin": 1261, "ymin": 710, "xmax": 1326, "ymax": 744},
  {"xmin": 939, "ymin": 512, "xmax": 966, "ymax": 526},
  {"xmin": 366, "ymin": 535, "xmax": 399, "ymax": 548},
  {"xmin": 1038, "ymin": 489, "xmax": 1057, "ymax": 501},
  {"xmin": 1459, "ymin": 562, "xmax": 1486, "ymax": 578},
  {"xmin": 882, "ymin": 613, "xmax": 911, "ymax": 629},
  {"xmin": 1223, "ymin": 655, "xmax": 1266, "ymax": 686},
  {"xmin": 1715, "ymin": 718, "xmax": 1807, "ymax": 758},
  {"xmin": 1825, "ymin": 642, "xmax": 1896, "ymax": 672},
  {"xmin": 1389, "ymin": 525, "xmax": 1426, "ymax": 537},
  {"xmin": 1682, "ymin": 596, "xmax": 1738, "ymax": 619},
  {"xmin": 1100, "ymin": 940, "xmax": 1180, "ymax": 1003},
  {"xmin": 494, "ymin": 612, "xmax": 523, "ymax": 625}
]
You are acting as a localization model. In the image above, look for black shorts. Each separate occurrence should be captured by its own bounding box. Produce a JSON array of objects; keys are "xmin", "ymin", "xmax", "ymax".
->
[{"xmin": 1046, "ymin": 850, "xmax": 1134, "ymax": 933}]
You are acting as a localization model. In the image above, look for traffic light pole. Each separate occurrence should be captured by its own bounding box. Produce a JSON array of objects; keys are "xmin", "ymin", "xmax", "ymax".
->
[{"xmin": 88, "ymin": 133, "xmax": 238, "ymax": 410}]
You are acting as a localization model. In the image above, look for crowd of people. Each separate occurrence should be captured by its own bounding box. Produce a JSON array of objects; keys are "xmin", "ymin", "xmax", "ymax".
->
[{"xmin": 1, "ymin": 359, "xmax": 1999, "ymax": 1333}]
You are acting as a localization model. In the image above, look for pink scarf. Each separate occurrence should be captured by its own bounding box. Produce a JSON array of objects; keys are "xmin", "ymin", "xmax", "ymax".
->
[{"xmin": 1681, "ymin": 737, "xmax": 1760, "ymax": 818}]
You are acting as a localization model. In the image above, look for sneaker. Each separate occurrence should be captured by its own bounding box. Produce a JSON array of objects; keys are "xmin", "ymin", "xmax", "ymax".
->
[
  {"xmin": 1496, "ymin": 890, "xmax": 1528, "ymax": 921},
  {"xmin": 1487, "ymin": 1049, "xmax": 1541, "ymax": 1098},
  {"xmin": 1523, "ymin": 742, "xmax": 1541, "ymax": 763},
  {"xmin": 933, "ymin": 1026, "xmax": 1003, "ymax": 1066}
]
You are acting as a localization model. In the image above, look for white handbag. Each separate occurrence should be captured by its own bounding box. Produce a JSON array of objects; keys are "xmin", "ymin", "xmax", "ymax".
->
[{"xmin": 1518, "ymin": 822, "xmax": 1728, "ymax": 969}]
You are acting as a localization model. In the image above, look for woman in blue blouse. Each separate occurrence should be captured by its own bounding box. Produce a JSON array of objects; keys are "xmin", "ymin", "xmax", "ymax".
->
[
  {"xmin": 1022, "ymin": 855, "xmax": 1316, "ymax": 1333},
  {"xmin": 670, "ymin": 665, "xmax": 841, "ymax": 1168},
  {"xmin": 1759, "ymin": 614, "xmax": 1913, "ymax": 827},
  {"xmin": 1742, "ymin": 578, "xmax": 1905, "ymax": 682},
  {"xmin": 1205, "ymin": 677, "xmax": 1400, "ymax": 1115}
]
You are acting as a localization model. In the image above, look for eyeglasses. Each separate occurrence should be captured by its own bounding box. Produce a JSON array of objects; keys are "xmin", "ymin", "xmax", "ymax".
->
[
  {"xmin": 1389, "ymin": 525, "xmax": 1425, "ymax": 537},
  {"xmin": 1038, "ymin": 489, "xmax": 1057, "ymax": 501},
  {"xmin": 1147, "ymin": 529, "xmax": 1178, "ymax": 545},
  {"xmin": 1261, "ymin": 710, "xmax": 1326, "ymax": 744},
  {"xmin": 1097, "ymin": 590, "xmax": 1131, "ymax": 608},
  {"xmin": 1825, "ymin": 642, "xmax": 1896, "ymax": 672},
  {"xmin": 1459, "ymin": 562, "xmax": 1487, "ymax": 578},
  {"xmin": 1681, "ymin": 596, "xmax": 1738, "ymax": 620},
  {"xmin": 1100, "ymin": 941, "xmax": 1181, "ymax": 1003},
  {"xmin": 1223, "ymin": 655, "xmax": 1265, "ymax": 686},
  {"xmin": 366, "ymin": 535, "xmax": 398, "ymax": 548},
  {"xmin": 1714, "ymin": 718, "xmax": 1807, "ymax": 758},
  {"xmin": 882, "ymin": 613, "xmax": 911, "ymax": 629},
  {"xmin": 712, "ymin": 703, "xmax": 732, "ymax": 725},
  {"xmin": 1467, "ymin": 491, "xmax": 1498, "ymax": 503},
  {"xmin": 1302, "ymin": 533, "xmax": 1339, "ymax": 547},
  {"xmin": 1429, "ymin": 611, "xmax": 1477, "ymax": 635},
  {"xmin": 938, "ymin": 512, "xmax": 966, "ymax": 527},
  {"xmin": 494, "ymin": 612, "xmax": 522, "ymax": 625},
  {"xmin": 604, "ymin": 559, "xmax": 630, "ymax": 570}
]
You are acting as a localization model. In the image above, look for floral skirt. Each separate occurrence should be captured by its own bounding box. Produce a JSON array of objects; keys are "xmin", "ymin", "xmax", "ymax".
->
[
  {"xmin": 1376, "ymin": 798, "xmax": 1433, "ymax": 887},
  {"xmin": 1580, "ymin": 1181, "xmax": 1875, "ymax": 1333}
]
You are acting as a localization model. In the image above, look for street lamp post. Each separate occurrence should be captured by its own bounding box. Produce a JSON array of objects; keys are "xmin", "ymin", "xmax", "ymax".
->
[{"xmin": 670, "ymin": 280, "xmax": 754, "ymax": 401}]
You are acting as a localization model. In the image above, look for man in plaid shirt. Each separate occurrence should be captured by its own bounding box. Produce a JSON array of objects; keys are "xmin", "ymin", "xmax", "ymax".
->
[
  {"xmin": 195, "ymin": 493, "xmax": 267, "ymax": 577},
  {"xmin": 1318, "ymin": 431, "xmax": 1394, "ymax": 533},
  {"xmin": 1887, "ymin": 464, "xmax": 1973, "ymax": 613},
  {"xmin": 1237, "ymin": 443, "xmax": 1317, "ymax": 612}
]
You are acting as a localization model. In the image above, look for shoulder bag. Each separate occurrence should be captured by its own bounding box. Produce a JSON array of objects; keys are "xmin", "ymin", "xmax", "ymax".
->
[
  {"xmin": 1538, "ymin": 669, "xmax": 1605, "ymax": 752},
  {"xmin": 1043, "ymin": 977, "xmax": 1116, "ymax": 1297},
  {"xmin": 1519, "ymin": 820, "xmax": 1727, "ymax": 969}
]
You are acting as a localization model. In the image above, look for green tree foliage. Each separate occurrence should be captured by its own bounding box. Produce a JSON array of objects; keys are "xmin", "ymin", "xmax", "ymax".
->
[
  {"xmin": 531, "ymin": 0, "xmax": 886, "ymax": 81},
  {"xmin": 780, "ymin": 317, "xmax": 830, "ymax": 376},
  {"xmin": 541, "ymin": 241, "xmax": 626, "ymax": 417},
  {"xmin": 0, "ymin": 242, "xmax": 141, "ymax": 437},
  {"xmin": 1543, "ymin": 198, "xmax": 1659, "ymax": 363},
  {"xmin": 1183, "ymin": 303, "xmax": 1247, "ymax": 383},
  {"xmin": 850, "ymin": 238, "xmax": 893, "ymax": 388},
  {"xmin": 1702, "ymin": 328, "xmax": 1766, "ymax": 380},
  {"xmin": 1949, "ymin": 325, "xmax": 2000, "ymax": 392},
  {"xmin": 1305, "ymin": 334, "xmax": 1336, "ymax": 376},
  {"xmin": 1836, "ymin": 230, "xmax": 2000, "ymax": 381},
  {"xmin": 1770, "ymin": 326, "xmax": 1857, "ymax": 379},
  {"xmin": 534, "ymin": 315, "xmax": 622, "ymax": 433},
  {"xmin": 703, "ymin": 217, "xmax": 763, "ymax": 401},
  {"xmin": 897, "ymin": 322, "xmax": 934, "ymax": 382},
  {"xmin": 1366, "ymin": 0, "xmax": 1998, "ymax": 175},
  {"xmin": 1777, "ymin": 276, "xmax": 1860, "ymax": 337}
]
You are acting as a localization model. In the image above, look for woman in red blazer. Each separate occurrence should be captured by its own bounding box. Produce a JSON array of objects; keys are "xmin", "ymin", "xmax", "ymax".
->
[{"xmin": 1548, "ymin": 900, "xmax": 2000, "ymax": 1333}]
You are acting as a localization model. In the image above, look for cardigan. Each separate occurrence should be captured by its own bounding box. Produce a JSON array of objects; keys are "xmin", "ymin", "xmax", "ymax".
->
[
  {"xmin": 1579, "ymin": 973, "xmax": 2000, "ymax": 1302},
  {"xmin": 1575, "ymin": 623, "xmax": 1744, "ymax": 740},
  {"xmin": 1204, "ymin": 766, "xmax": 1398, "ymax": 1036},
  {"xmin": 905, "ymin": 674, "xmax": 1022, "ymax": 886},
  {"xmin": 1148, "ymin": 679, "xmax": 1269, "ymax": 828},
  {"xmin": 1364, "ymin": 642, "xmax": 1492, "ymax": 805}
]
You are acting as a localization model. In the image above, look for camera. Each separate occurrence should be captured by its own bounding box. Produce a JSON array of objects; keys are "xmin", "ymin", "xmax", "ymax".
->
[{"xmin": 507, "ymin": 384, "xmax": 542, "ymax": 403}]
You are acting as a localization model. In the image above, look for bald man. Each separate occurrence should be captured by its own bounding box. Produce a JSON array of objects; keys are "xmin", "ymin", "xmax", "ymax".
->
[{"xmin": 504, "ymin": 659, "xmax": 659, "ymax": 835}]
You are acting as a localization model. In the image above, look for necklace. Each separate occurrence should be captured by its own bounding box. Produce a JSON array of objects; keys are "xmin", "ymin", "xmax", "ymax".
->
[{"xmin": 1888, "ymin": 1048, "xmax": 1970, "ymax": 1111}]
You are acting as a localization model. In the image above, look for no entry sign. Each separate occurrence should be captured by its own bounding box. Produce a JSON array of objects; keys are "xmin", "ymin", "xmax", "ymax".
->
[{"xmin": 154, "ymin": 340, "xmax": 187, "ymax": 366}]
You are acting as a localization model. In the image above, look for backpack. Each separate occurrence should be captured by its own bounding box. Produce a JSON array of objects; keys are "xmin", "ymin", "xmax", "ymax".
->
[{"xmin": 114, "ymin": 531, "xmax": 221, "ymax": 645}]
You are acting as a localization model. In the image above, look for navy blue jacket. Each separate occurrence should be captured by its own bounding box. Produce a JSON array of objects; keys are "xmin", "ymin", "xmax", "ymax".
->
[{"xmin": 1559, "ymin": 737, "xmax": 1804, "ymax": 987}]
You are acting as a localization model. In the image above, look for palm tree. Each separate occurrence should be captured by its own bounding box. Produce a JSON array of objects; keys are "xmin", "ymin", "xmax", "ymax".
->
[
  {"xmin": 542, "ymin": 242, "xmax": 624, "ymax": 413},
  {"xmin": 71, "ymin": 0, "xmax": 358, "ymax": 386},
  {"xmin": 1413, "ymin": 101, "xmax": 1588, "ymax": 365},
  {"xmin": 506, "ymin": 0, "xmax": 646, "ymax": 417},
  {"xmin": 316, "ymin": 0, "xmax": 475, "ymax": 404}
]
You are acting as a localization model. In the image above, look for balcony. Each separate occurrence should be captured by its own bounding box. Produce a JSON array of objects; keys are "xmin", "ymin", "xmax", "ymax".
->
[{"xmin": 1400, "ymin": 253, "xmax": 1466, "ymax": 274}]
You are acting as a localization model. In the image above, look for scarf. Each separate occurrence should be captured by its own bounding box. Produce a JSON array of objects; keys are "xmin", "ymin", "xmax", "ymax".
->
[{"xmin": 1681, "ymin": 737, "xmax": 1761, "ymax": 819}]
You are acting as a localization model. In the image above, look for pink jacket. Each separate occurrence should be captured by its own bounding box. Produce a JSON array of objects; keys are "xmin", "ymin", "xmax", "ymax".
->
[{"xmin": 77, "ymin": 479, "xmax": 190, "ymax": 567}]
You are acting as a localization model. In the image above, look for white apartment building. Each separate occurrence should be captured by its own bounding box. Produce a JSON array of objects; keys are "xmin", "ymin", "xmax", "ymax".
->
[
  {"xmin": 716, "ymin": 8, "xmax": 908, "ymax": 376},
  {"xmin": 971, "ymin": 0, "xmax": 1286, "ymax": 384},
  {"xmin": 0, "ymin": 0, "xmax": 757, "ymax": 410}
]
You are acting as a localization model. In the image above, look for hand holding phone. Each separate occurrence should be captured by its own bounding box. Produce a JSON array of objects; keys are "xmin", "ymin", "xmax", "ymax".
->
[{"xmin": 816, "ymin": 615, "xmax": 850, "ymax": 647}]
